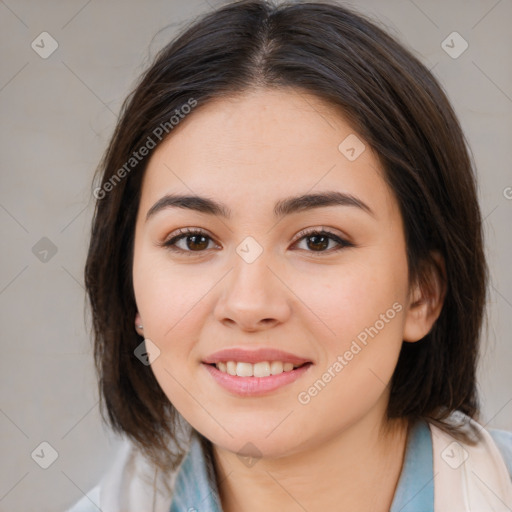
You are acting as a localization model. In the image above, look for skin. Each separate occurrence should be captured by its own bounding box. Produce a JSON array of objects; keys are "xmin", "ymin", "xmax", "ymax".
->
[{"xmin": 132, "ymin": 88, "xmax": 444, "ymax": 512}]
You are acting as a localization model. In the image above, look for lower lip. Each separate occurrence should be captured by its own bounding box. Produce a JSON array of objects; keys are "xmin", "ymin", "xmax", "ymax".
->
[{"xmin": 202, "ymin": 362, "xmax": 313, "ymax": 397}]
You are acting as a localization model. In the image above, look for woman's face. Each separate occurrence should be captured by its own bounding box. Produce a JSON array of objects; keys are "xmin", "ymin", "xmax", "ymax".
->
[{"xmin": 132, "ymin": 88, "xmax": 421, "ymax": 458}]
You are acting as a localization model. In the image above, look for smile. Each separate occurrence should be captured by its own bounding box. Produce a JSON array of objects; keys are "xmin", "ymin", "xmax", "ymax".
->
[{"xmin": 202, "ymin": 361, "xmax": 313, "ymax": 396}]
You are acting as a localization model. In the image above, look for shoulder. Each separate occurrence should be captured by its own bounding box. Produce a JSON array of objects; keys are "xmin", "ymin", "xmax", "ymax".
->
[
  {"xmin": 66, "ymin": 485, "xmax": 100, "ymax": 512},
  {"xmin": 489, "ymin": 428, "xmax": 512, "ymax": 480},
  {"xmin": 65, "ymin": 426, "xmax": 195, "ymax": 511},
  {"xmin": 430, "ymin": 410, "xmax": 512, "ymax": 481}
]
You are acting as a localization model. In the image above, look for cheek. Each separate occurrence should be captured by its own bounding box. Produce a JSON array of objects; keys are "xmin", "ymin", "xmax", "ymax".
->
[
  {"xmin": 293, "ymin": 273, "xmax": 405, "ymax": 436},
  {"xmin": 290, "ymin": 255, "xmax": 408, "ymax": 412},
  {"xmin": 133, "ymin": 249, "xmax": 214, "ymax": 342},
  {"xmin": 132, "ymin": 252, "xmax": 212, "ymax": 410},
  {"xmin": 291, "ymin": 255, "xmax": 407, "ymax": 351}
]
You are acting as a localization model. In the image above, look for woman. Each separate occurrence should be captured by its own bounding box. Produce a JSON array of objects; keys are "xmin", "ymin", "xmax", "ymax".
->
[{"xmin": 70, "ymin": 1, "xmax": 512, "ymax": 510}]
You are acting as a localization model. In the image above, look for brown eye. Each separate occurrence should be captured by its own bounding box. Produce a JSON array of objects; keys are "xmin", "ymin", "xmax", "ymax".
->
[
  {"xmin": 162, "ymin": 228, "xmax": 217, "ymax": 255},
  {"xmin": 305, "ymin": 233, "xmax": 330, "ymax": 251},
  {"xmin": 183, "ymin": 233, "xmax": 209, "ymax": 251},
  {"xmin": 293, "ymin": 229, "xmax": 353, "ymax": 254}
]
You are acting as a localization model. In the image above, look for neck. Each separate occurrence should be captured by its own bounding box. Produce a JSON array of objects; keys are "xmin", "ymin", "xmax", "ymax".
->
[{"xmin": 210, "ymin": 411, "xmax": 410, "ymax": 512}]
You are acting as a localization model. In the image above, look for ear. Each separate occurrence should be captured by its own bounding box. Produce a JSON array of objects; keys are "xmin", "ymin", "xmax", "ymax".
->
[{"xmin": 403, "ymin": 252, "xmax": 446, "ymax": 343}]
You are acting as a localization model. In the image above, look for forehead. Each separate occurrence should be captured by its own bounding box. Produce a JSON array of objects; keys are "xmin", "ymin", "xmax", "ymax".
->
[{"xmin": 139, "ymin": 88, "xmax": 395, "ymax": 220}]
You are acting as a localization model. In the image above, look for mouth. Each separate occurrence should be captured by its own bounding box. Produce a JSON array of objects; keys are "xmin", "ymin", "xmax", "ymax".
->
[
  {"xmin": 202, "ymin": 347, "xmax": 313, "ymax": 396},
  {"xmin": 202, "ymin": 360, "xmax": 313, "ymax": 397}
]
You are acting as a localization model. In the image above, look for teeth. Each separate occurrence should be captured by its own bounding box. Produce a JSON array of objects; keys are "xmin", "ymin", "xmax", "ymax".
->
[
  {"xmin": 226, "ymin": 361, "xmax": 237, "ymax": 376},
  {"xmin": 236, "ymin": 362, "xmax": 253, "ymax": 377},
  {"xmin": 270, "ymin": 361, "xmax": 283, "ymax": 375},
  {"xmin": 254, "ymin": 361, "xmax": 270, "ymax": 377},
  {"xmin": 214, "ymin": 360, "xmax": 301, "ymax": 376}
]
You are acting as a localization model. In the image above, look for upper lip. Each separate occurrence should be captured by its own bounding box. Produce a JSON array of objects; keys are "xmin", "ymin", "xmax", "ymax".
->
[{"xmin": 203, "ymin": 348, "xmax": 312, "ymax": 366}]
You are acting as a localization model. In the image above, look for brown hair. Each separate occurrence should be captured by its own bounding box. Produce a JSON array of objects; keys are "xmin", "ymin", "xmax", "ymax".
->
[{"xmin": 85, "ymin": 0, "xmax": 488, "ymax": 475}]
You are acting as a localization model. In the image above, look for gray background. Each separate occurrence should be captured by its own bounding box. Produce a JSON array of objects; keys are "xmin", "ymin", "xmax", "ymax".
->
[{"xmin": 0, "ymin": 0, "xmax": 511, "ymax": 510}]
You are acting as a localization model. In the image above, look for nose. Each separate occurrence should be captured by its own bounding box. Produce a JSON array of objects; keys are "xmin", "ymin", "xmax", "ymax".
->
[{"xmin": 213, "ymin": 251, "xmax": 291, "ymax": 333}]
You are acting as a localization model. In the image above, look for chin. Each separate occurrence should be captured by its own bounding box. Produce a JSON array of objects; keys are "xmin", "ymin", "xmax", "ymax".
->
[{"xmin": 201, "ymin": 423, "xmax": 305, "ymax": 460}]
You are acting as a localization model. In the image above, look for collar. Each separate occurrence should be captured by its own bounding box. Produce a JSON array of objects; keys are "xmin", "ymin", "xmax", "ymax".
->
[
  {"xmin": 169, "ymin": 431, "xmax": 223, "ymax": 512},
  {"xmin": 390, "ymin": 419, "xmax": 434, "ymax": 512},
  {"xmin": 170, "ymin": 420, "xmax": 434, "ymax": 512}
]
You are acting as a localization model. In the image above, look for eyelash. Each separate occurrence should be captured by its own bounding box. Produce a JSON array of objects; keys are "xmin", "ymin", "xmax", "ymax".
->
[{"xmin": 160, "ymin": 227, "xmax": 353, "ymax": 256}]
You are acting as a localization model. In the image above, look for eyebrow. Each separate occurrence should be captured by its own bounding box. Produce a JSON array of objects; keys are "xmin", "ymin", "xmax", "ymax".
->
[{"xmin": 145, "ymin": 191, "xmax": 374, "ymax": 222}]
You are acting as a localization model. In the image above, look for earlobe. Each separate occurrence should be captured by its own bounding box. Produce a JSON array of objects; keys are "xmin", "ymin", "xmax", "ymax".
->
[
  {"xmin": 403, "ymin": 252, "xmax": 446, "ymax": 343},
  {"xmin": 135, "ymin": 312, "xmax": 144, "ymax": 334}
]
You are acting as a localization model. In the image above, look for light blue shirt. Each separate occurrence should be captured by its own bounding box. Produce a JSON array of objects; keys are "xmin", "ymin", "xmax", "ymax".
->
[{"xmin": 169, "ymin": 420, "xmax": 512, "ymax": 512}]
